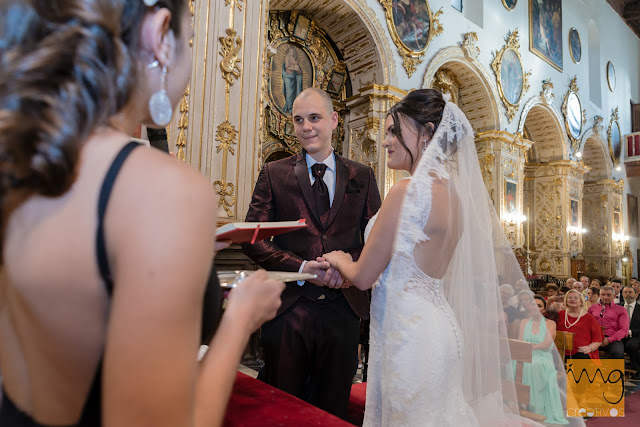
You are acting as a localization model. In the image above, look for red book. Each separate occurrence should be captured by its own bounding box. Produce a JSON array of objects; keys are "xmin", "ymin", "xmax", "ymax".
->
[{"xmin": 216, "ymin": 219, "xmax": 307, "ymax": 244}]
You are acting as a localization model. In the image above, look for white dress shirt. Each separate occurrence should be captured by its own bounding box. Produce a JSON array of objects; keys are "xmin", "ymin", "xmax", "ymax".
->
[
  {"xmin": 626, "ymin": 301, "xmax": 636, "ymax": 337},
  {"xmin": 298, "ymin": 151, "xmax": 337, "ymax": 284}
]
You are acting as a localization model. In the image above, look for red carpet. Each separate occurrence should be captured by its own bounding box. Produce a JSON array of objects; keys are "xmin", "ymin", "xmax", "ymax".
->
[
  {"xmin": 346, "ymin": 382, "xmax": 366, "ymax": 426},
  {"xmin": 584, "ymin": 389, "xmax": 640, "ymax": 426},
  {"xmin": 223, "ymin": 372, "xmax": 353, "ymax": 426}
]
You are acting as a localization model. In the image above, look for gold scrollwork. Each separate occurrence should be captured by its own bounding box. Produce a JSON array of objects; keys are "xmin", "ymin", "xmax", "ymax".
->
[
  {"xmin": 214, "ymin": 180, "xmax": 236, "ymax": 217},
  {"xmin": 224, "ymin": 0, "xmax": 243, "ymax": 10},
  {"xmin": 461, "ymin": 32, "xmax": 480, "ymax": 59},
  {"xmin": 607, "ymin": 107, "xmax": 621, "ymax": 166},
  {"xmin": 216, "ymin": 120, "xmax": 238, "ymax": 155},
  {"xmin": 378, "ymin": 0, "xmax": 443, "ymax": 77},
  {"xmin": 561, "ymin": 76, "xmax": 586, "ymax": 154},
  {"xmin": 176, "ymin": 87, "xmax": 189, "ymax": 162},
  {"xmin": 491, "ymin": 29, "xmax": 531, "ymax": 123},
  {"xmin": 432, "ymin": 69, "xmax": 461, "ymax": 105},
  {"xmin": 219, "ymin": 29, "xmax": 242, "ymax": 86}
]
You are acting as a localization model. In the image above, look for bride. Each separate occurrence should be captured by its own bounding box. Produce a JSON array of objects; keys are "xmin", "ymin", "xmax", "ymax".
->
[{"xmin": 322, "ymin": 90, "xmax": 581, "ymax": 426}]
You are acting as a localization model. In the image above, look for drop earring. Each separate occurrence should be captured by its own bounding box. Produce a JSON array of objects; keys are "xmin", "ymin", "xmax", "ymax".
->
[
  {"xmin": 422, "ymin": 139, "xmax": 428, "ymax": 154},
  {"xmin": 148, "ymin": 62, "xmax": 173, "ymax": 126},
  {"xmin": 143, "ymin": 0, "xmax": 159, "ymax": 6}
]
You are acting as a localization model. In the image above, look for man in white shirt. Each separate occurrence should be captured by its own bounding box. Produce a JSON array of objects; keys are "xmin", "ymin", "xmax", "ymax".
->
[{"xmin": 621, "ymin": 285, "xmax": 640, "ymax": 380}]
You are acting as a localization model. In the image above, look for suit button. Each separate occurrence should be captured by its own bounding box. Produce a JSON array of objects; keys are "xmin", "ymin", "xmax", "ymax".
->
[{"xmin": 322, "ymin": 235, "xmax": 327, "ymax": 241}]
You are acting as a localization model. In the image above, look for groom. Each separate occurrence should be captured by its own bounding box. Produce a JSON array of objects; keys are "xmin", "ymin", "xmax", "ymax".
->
[{"xmin": 242, "ymin": 88, "xmax": 381, "ymax": 418}]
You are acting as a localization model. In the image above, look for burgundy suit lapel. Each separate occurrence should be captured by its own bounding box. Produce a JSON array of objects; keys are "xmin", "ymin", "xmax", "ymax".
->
[
  {"xmin": 325, "ymin": 155, "xmax": 348, "ymax": 228},
  {"xmin": 294, "ymin": 154, "xmax": 322, "ymax": 226}
]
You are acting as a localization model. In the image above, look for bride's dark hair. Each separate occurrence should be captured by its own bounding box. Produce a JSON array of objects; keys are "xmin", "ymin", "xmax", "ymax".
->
[
  {"xmin": 0, "ymin": 0, "xmax": 185, "ymax": 258},
  {"xmin": 387, "ymin": 89, "xmax": 446, "ymax": 169}
]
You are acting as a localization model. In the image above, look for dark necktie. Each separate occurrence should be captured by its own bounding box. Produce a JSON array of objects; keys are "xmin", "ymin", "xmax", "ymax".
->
[{"xmin": 311, "ymin": 163, "xmax": 330, "ymax": 219}]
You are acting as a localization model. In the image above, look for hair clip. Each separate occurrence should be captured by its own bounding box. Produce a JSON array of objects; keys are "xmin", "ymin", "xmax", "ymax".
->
[{"xmin": 143, "ymin": 0, "xmax": 159, "ymax": 6}]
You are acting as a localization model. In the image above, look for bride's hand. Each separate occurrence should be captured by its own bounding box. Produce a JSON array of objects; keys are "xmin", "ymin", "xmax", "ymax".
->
[{"xmin": 320, "ymin": 251, "xmax": 352, "ymax": 270}]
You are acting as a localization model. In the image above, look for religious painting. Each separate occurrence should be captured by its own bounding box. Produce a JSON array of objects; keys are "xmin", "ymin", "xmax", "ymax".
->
[
  {"xmin": 614, "ymin": 211, "xmax": 621, "ymax": 235},
  {"xmin": 392, "ymin": 0, "xmax": 432, "ymax": 52},
  {"xmin": 269, "ymin": 42, "xmax": 314, "ymax": 115},
  {"xmin": 607, "ymin": 61, "xmax": 616, "ymax": 91},
  {"xmin": 292, "ymin": 14, "xmax": 310, "ymax": 41},
  {"xmin": 504, "ymin": 179, "xmax": 518, "ymax": 216},
  {"xmin": 529, "ymin": 0, "xmax": 562, "ymax": 71},
  {"xmin": 569, "ymin": 28, "xmax": 581, "ymax": 64},
  {"xmin": 500, "ymin": 49, "xmax": 524, "ymax": 105},
  {"xmin": 326, "ymin": 71, "xmax": 345, "ymax": 95},
  {"xmin": 628, "ymin": 194, "xmax": 639, "ymax": 237},
  {"xmin": 570, "ymin": 199, "xmax": 579, "ymax": 227},
  {"xmin": 608, "ymin": 108, "xmax": 621, "ymax": 165},
  {"xmin": 502, "ymin": 0, "xmax": 517, "ymax": 11}
]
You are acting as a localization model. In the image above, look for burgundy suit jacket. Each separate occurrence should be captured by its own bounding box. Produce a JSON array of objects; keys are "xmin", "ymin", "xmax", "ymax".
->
[{"xmin": 242, "ymin": 152, "xmax": 381, "ymax": 319}]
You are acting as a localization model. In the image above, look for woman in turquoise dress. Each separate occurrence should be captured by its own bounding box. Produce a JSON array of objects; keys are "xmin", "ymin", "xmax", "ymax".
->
[{"xmin": 516, "ymin": 291, "xmax": 569, "ymax": 425}]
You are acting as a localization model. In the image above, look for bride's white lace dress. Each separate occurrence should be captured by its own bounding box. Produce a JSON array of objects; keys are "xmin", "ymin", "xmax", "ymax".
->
[{"xmin": 363, "ymin": 209, "xmax": 478, "ymax": 427}]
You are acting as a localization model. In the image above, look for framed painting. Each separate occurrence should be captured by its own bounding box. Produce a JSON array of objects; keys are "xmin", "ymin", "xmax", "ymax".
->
[
  {"xmin": 292, "ymin": 14, "xmax": 311, "ymax": 41},
  {"xmin": 451, "ymin": 0, "xmax": 462, "ymax": 12},
  {"xmin": 607, "ymin": 61, "xmax": 616, "ymax": 91},
  {"xmin": 569, "ymin": 28, "xmax": 581, "ymax": 64},
  {"xmin": 504, "ymin": 178, "xmax": 518, "ymax": 216},
  {"xmin": 380, "ymin": 0, "xmax": 443, "ymax": 76},
  {"xmin": 326, "ymin": 70, "xmax": 345, "ymax": 95},
  {"xmin": 502, "ymin": 0, "xmax": 517, "ymax": 11},
  {"xmin": 491, "ymin": 30, "xmax": 530, "ymax": 122},
  {"xmin": 608, "ymin": 107, "xmax": 621, "ymax": 165},
  {"xmin": 529, "ymin": 0, "xmax": 562, "ymax": 71},
  {"xmin": 570, "ymin": 199, "xmax": 579, "ymax": 227},
  {"xmin": 628, "ymin": 194, "xmax": 639, "ymax": 237},
  {"xmin": 269, "ymin": 42, "xmax": 314, "ymax": 115}
]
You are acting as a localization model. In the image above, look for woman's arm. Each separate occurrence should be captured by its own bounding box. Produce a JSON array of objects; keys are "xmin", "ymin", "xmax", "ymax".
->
[
  {"xmin": 323, "ymin": 179, "xmax": 409, "ymax": 290},
  {"xmin": 532, "ymin": 319, "xmax": 556, "ymax": 351},
  {"xmin": 102, "ymin": 151, "xmax": 283, "ymax": 427}
]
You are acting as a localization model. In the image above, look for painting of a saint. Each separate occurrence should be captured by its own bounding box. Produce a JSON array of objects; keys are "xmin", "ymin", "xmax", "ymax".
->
[
  {"xmin": 392, "ymin": 0, "xmax": 431, "ymax": 52},
  {"xmin": 569, "ymin": 28, "xmax": 581, "ymax": 64},
  {"xmin": 293, "ymin": 14, "xmax": 310, "ymax": 41},
  {"xmin": 570, "ymin": 200, "xmax": 579, "ymax": 227},
  {"xmin": 326, "ymin": 72, "xmax": 344, "ymax": 94},
  {"xmin": 500, "ymin": 49, "xmax": 523, "ymax": 105},
  {"xmin": 270, "ymin": 43, "xmax": 313, "ymax": 115},
  {"xmin": 505, "ymin": 179, "xmax": 517, "ymax": 216},
  {"xmin": 530, "ymin": 0, "xmax": 562, "ymax": 71}
]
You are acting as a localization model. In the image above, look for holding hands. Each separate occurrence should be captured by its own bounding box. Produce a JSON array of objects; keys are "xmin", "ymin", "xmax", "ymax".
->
[{"xmin": 316, "ymin": 251, "xmax": 353, "ymax": 289}]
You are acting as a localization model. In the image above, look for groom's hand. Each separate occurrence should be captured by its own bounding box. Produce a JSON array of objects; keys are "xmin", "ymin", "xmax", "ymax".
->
[
  {"xmin": 316, "ymin": 257, "xmax": 344, "ymax": 289},
  {"xmin": 302, "ymin": 260, "xmax": 331, "ymax": 286}
]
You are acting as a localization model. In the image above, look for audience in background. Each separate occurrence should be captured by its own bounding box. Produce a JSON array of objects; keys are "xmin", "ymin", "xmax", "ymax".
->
[
  {"xmin": 584, "ymin": 286, "xmax": 599, "ymax": 309},
  {"xmin": 557, "ymin": 290, "xmax": 602, "ymax": 360},
  {"xmin": 572, "ymin": 278, "xmax": 585, "ymax": 293},
  {"xmin": 621, "ymin": 285, "xmax": 640, "ymax": 380},
  {"xmin": 579, "ymin": 276, "xmax": 590, "ymax": 292},
  {"xmin": 545, "ymin": 284, "xmax": 558, "ymax": 300},
  {"xmin": 590, "ymin": 279, "xmax": 602, "ymax": 289},
  {"xmin": 588, "ymin": 286, "xmax": 629, "ymax": 359},
  {"xmin": 559, "ymin": 286, "xmax": 571, "ymax": 296},
  {"xmin": 610, "ymin": 279, "xmax": 623, "ymax": 304},
  {"xmin": 501, "ymin": 284, "xmax": 519, "ymax": 324}
]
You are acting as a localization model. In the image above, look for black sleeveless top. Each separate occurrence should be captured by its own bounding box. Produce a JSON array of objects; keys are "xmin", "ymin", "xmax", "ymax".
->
[{"xmin": 0, "ymin": 142, "xmax": 223, "ymax": 426}]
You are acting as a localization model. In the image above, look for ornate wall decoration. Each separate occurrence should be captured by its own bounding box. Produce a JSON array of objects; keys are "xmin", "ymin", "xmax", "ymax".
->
[
  {"xmin": 491, "ymin": 29, "xmax": 531, "ymax": 123},
  {"xmin": 350, "ymin": 117, "xmax": 379, "ymax": 175},
  {"xmin": 175, "ymin": 0, "xmax": 197, "ymax": 162},
  {"xmin": 432, "ymin": 69, "xmax": 461, "ymax": 105},
  {"xmin": 540, "ymin": 79, "xmax": 554, "ymax": 104},
  {"xmin": 593, "ymin": 115, "xmax": 604, "ymax": 136},
  {"xmin": 461, "ymin": 32, "xmax": 480, "ymax": 59},
  {"xmin": 608, "ymin": 107, "xmax": 621, "ymax": 166},
  {"xmin": 561, "ymin": 76, "xmax": 586, "ymax": 154},
  {"xmin": 378, "ymin": 0, "xmax": 443, "ymax": 77},
  {"xmin": 263, "ymin": 11, "xmax": 347, "ymax": 162}
]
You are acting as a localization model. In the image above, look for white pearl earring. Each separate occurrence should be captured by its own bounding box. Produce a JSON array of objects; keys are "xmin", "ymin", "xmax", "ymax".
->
[{"xmin": 148, "ymin": 62, "xmax": 173, "ymax": 126}]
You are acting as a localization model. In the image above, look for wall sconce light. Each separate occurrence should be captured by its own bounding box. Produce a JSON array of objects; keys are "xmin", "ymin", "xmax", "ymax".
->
[
  {"xmin": 616, "ymin": 165, "xmax": 622, "ymax": 171},
  {"xmin": 576, "ymin": 152, "xmax": 582, "ymax": 158},
  {"xmin": 613, "ymin": 233, "xmax": 630, "ymax": 242},
  {"xmin": 503, "ymin": 213, "xmax": 527, "ymax": 224},
  {"xmin": 622, "ymin": 257, "xmax": 629, "ymax": 263},
  {"xmin": 567, "ymin": 226, "xmax": 587, "ymax": 234}
]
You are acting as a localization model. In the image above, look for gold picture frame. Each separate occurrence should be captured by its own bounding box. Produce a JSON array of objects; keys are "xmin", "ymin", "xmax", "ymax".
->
[
  {"xmin": 529, "ymin": 0, "xmax": 562, "ymax": 72},
  {"xmin": 569, "ymin": 27, "xmax": 581, "ymax": 64},
  {"xmin": 378, "ymin": 0, "xmax": 443, "ymax": 77},
  {"xmin": 608, "ymin": 107, "xmax": 621, "ymax": 166},
  {"xmin": 504, "ymin": 178, "xmax": 518, "ymax": 217},
  {"xmin": 491, "ymin": 29, "xmax": 531, "ymax": 123},
  {"xmin": 502, "ymin": 0, "xmax": 517, "ymax": 11},
  {"xmin": 607, "ymin": 61, "xmax": 616, "ymax": 92},
  {"xmin": 561, "ymin": 76, "xmax": 586, "ymax": 153}
]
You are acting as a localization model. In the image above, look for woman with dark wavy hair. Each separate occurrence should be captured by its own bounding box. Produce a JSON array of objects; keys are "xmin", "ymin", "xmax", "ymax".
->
[{"xmin": 0, "ymin": 1, "xmax": 284, "ymax": 426}]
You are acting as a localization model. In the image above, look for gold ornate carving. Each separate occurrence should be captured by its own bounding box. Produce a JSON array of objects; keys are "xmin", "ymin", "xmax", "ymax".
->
[
  {"xmin": 540, "ymin": 79, "xmax": 554, "ymax": 104},
  {"xmin": 213, "ymin": 180, "xmax": 236, "ymax": 217},
  {"xmin": 378, "ymin": 0, "xmax": 443, "ymax": 77},
  {"xmin": 593, "ymin": 115, "xmax": 604, "ymax": 136},
  {"xmin": 216, "ymin": 120, "xmax": 238, "ymax": 155},
  {"xmin": 176, "ymin": 87, "xmax": 189, "ymax": 162},
  {"xmin": 224, "ymin": 0, "xmax": 243, "ymax": 10},
  {"xmin": 432, "ymin": 69, "xmax": 461, "ymax": 105},
  {"xmin": 461, "ymin": 32, "xmax": 480, "ymax": 59},
  {"xmin": 561, "ymin": 76, "xmax": 586, "ymax": 153},
  {"xmin": 219, "ymin": 29, "xmax": 242, "ymax": 85},
  {"xmin": 491, "ymin": 29, "xmax": 531, "ymax": 123}
]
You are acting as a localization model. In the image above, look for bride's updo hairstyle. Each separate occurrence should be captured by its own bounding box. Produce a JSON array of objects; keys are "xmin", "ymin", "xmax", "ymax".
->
[
  {"xmin": 0, "ymin": 0, "xmax": 185, "ymax": 257},
  {"xmin": 387, "ymin": 88, "xmax": 446, "ymax": 169}
]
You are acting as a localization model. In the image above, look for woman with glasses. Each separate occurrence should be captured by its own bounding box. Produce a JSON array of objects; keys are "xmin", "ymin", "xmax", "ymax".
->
[{"xmin": 556, "ymin": 290, "xmax": 603, "ymax": 360}]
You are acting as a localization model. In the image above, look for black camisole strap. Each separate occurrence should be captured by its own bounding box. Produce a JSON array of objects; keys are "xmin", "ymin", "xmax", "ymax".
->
[{"xmin": 96, "ymin": 141, "xmax": 140, "ymax": 295}]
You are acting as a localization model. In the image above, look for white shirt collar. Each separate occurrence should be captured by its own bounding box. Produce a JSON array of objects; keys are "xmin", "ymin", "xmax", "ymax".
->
[{"xmin": 305, "ymin": 151, "xmax": 335, "ymax": 172}]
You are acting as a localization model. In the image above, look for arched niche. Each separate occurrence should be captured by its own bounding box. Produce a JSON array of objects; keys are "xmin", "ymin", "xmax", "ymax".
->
[
  {"xmin": 582, "ymin": 133, "xmax": 612, "ymax": 182},
  {"xmin": 519, "ymin": 96, "xmax": 569, "ymax": 162},
  {"xmin": 422, "ymin": 34, "xmax": 501, "ymax": 133}
]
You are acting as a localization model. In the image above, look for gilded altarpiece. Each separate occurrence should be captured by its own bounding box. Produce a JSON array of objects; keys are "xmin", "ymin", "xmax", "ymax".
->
[
  {"xmin": 475, "ymin": 131, "xmax": 531, "ymax": 249},
  {"xmin": 263, "ymin": 11, "xmax": 348, "ymax": 163},
  {"xmin": 524, "ymin": 161, "xmax": 589, "ymax": 277},
  {"xmin": 582, "ymin": 180, "xmax": 624, "ymax": 277},
  {"xmin": 346, "ymin": 85, "xmax": 407, "ymax": 195}
]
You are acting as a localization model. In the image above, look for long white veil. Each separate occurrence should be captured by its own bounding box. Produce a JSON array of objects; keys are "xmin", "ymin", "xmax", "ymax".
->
[{"xmin": 382, "ymin": 101, "xmax": 584, "ymax": 426}]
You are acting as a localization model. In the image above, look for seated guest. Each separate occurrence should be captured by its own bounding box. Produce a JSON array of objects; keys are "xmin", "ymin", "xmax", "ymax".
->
[
  {"xmin": 514, "ymin": 289, "xmax": 535, "ymax": 321},
  {"xmin": 501, "ymin": 284, "xmax": 519, "ymax": 324},
  {"xmin": 515, "ymin": 299, "xmax": 568, "ymax": 425},
  {"xmin": 536, "ymin": 294, "xmax": 559, "ymax": 323},
  {"xmin": 590, "ymin": 279, "xmax": 602, "ymax": 289},
  {"xmin": 610, "ymin": 279, "xmax": 623, "ymax": 304},
  {"xmin": 509, "ymin": 279, "xmax": 530, "ymax": 307},
  {"xmin": 579, "ymin": 276, "xmax": 590, "ymax": 292},
  {"xmin": 545, "ymin": 284, "xmax": 559, "ymax": 300},
  {"xmin": 572, "ymin": 278, "xmax": 586, "ymax": 293},
  {"xmin": 566, "ymin": 278, "xmax": 576, "ymax": 290},
  {"xmin": 584, "ymin": 286, "xmax": 599, "ymax": 309},
  {"xmin": 557, "ymin": 290, "xmax": 603, "ymax": 359},
  {"xmin": 632, "ymin": 280, "xmax": 640, "ymax": 301},
  {"xmin": 588, "ymin": 286, "xmax": 629, "ymax": 359},
  {"xmin": 621, "ymin": 286, "xmax": 640, "ymax": 379},
  {"xmin": 559, "ymin": 286, "xmax": 571, "ymax": 296},
  {"xmin": 547, "ymin": 295, "xmax": 565, "ymax": 312}
]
